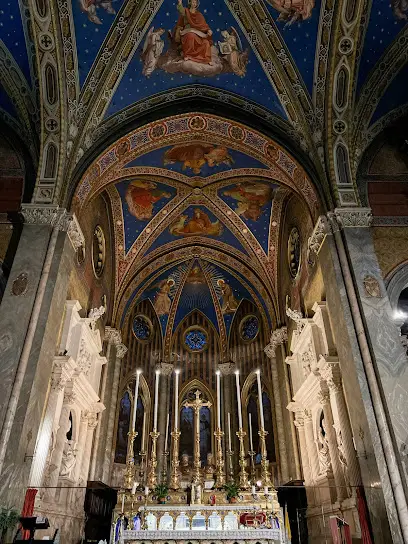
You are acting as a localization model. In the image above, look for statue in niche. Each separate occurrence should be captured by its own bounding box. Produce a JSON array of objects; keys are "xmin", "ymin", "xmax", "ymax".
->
[
  {"xmin": 317, "ymin": 419, "xmax": 331, "ymax": 475},
  {"xmin": 60, "ymin": 440, "xmax": 77, "ymax": 478}
]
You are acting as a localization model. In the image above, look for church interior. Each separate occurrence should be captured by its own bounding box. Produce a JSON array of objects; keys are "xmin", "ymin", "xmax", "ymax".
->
[{"xmin": 0, "ymin": 0, "xmax": 408, "ymax": 543}]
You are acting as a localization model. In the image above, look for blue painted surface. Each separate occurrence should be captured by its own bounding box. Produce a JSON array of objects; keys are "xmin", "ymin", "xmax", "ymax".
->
[
  {"xmin": 0, "ymin": 2, "xmax": 31, "ymax": 84},
  {"xmin": 357, "ymin": 0, "xmax": 406, "ymax": 91},
  {"xmin": 370, "ymin": 62, "xmax": 408, "ymax": 125},
  {"xmin": 0, "ymin": 83, "xmax": 18, "ymax": 118},
  {"xmin": 105, "ymin": 0, "xmax": 287, "ymax": 118},
  {"xmin": 265, "ymin": 0, "xmax": 322, "ymax": 94}
]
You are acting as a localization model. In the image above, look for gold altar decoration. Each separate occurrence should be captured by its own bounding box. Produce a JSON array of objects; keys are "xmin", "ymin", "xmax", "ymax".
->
[
  {"xmin": 226, "ymin": 449, "xmax": 234, "ymax": 483},
  {"xmin": 124, "ymin": 429, "xmax": 138, "ymax": 489},
  {"xmin": 259, "ymin": 428, "xmax": 272, "ymax": 487},
  {"xmin": 214, "ymin": 428, "xmax": 226, "ymax": 488},
  {"xmin": 236, "ymin": 429, "xmax": 250, "ymax": 489},
  {"xmin": 147, "ymin": 430, "xmax": 160, "ymax": 488},
  {"xmin": 169, "ymin": 430, "xmax": 181, "ymax": 489}
]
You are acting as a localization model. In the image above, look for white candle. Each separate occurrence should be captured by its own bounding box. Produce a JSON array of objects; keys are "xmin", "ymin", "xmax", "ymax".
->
[
  {"xmin": 227, "ymin": 412, "xmax": 232, "ymax": 451},
  {"xmin": 141, "ymin": 412, "xmax": 146, "ymax": 451},
  {"xmin": 256, "ymin": 370, "xmax": 265, "ymax": 430},
  {"xmin": 249, "ymin": 413, "xmax": 254, "ymax": 451},
  {"xmin": 216, "ymin": 370, "xmax": 221, "ymax": 429},
  {"xmin": 153, "ymin": 369, "xmax": 160, "ymax": 430},
  {"xmin": 251, "ymin": 484, "xmax": 256, "ymax": 495},
  {"xmin": 164, "ymin": 413, "xmax": 169, "ymax": 452},
  {"xmin": 235, "ymin": 370, "xmax": 243, "ymax": 429},
  {"xmin": 174, "ymin": 369, "xmax": 180, "ymax": 430},
  {"xmin": 121, "ymin": 494, "xmax": 125, "ymax": 512},
  {"xmin": 264, "ymin": 486, "xmax": 269, "ymax": 496},
  {"xmin": 131, "ymin": 370, "xmax": 141, "ymax": 431},
  {"xmin": 144, "ymin": 486, "xmax": 149, "ymax": 496}
]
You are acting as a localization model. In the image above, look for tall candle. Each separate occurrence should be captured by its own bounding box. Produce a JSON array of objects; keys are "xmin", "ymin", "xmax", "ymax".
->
[
  {"xmin": 153, "ymin": 369, "xmax": 160, "ymax": 430},
  {"xmin": 256, "ymin": 370, "xmax": 265, "ymax": 430},
  {"xmin": 174, "ymin": 369, "xmax": 180, "ymax": 430},
  {"xmin": 141, "ymin": 412, "xmax": 146, "ymax": 451},
  {"xmin": 216, "ymin": 370, "xmax": 221, "ymax": 429},
  {"xmin": 227, "ymin": 412, "xmax": 232, "ymax": 451},
  {"xmin": 131, "ymin": 370, "xmax": 141, "ymax": 431},
  {"xmin": 249, "ymin": 412, "xmax": 254, "ymax": 451},
  {"xmin": 164, "ymin": 413, "xmax": 169, "ymax": 452},
  {"xmin": 235, "ymin": 370, "xmax": 243, "ymax": 429},
  {"xmin": 121, "ymin": 493, "xmax": 125, "ymax": 512}
]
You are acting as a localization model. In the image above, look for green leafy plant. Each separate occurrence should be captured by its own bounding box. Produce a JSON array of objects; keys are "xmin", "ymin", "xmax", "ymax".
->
[
  {"xmin": 223, "ymin": 482, "xmax": 240, "ymax": 501},
  {"xmin": 154, "ymin": 484, "xmax": 169, "ymax": 501},
  {"xmin": 0, "ymin": 508, "xmax": 19, "ymax": 544}
]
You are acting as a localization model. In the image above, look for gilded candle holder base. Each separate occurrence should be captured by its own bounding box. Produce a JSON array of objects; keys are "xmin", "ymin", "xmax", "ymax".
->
[
  {"xmin": 169, "ymin": 430, "xmax": 181, "ymax": 490},
  {"xmin": 236, "ymin": 429, "xmax": 250, "ymax": 489},
  {"xmin": 258, "ymin": 429, "xmax": 272, "ymax": 487},
  {"xmin": 248, "ymin": 450, "xmax": 256, "ymax": 483},
  {"xmin": 226, "ymin": 450, "xmax": 234, "ymax": 483},
  {"xmin": 124, "ymin": 430, "xmax": 138, "ymax": 489},
  {"xmin": 214, "ymin": 428, "xmax": 226, "ymax": 488},
  {"xmin": 139, "ymin": 451, "xmax": 147, "ymax": 485},
  {"xmin": 147, "ymin": 430, "xmax": 160, "ymax": 489},
  {"xmin": 161, "ymin": 451, "xmax": 169, "ymax": 483}
]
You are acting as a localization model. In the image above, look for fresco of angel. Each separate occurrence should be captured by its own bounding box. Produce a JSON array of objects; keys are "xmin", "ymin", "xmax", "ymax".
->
[
  {"xmin": 79, "ymin": 0, "xmax": 117, "ymax": 25},
  {"xmin": 169, "ymin": 209, "xmax": 223, "ymax": 237},
  {"xmin": 217, "ymin": 279, "xmax": 239, "ymax": 314},
  {"xmin": 223, "ymin": 182, "xmax": 274, "ymax": 222},
  {"xmin": 153, "ymin": 278, "xmax": 175, "ymax": 316},
  {"xmin": 164, "ymin": 143, "xmax": 233, "ymax": 174},
  {"xmin": 267, "ymin": 0, "xmax": 315, "ymax": 25},
  {"xmin": 140, "ymin": 0, "xmax": 248, "ymax": 77},
  {"xmin": 141, "ymin": 27, "xmax": 166, "ymax": 77},
  {"xmin": 125, "ymin": 180, "xmax": 171, "ymax": 221},
  {"xmin": 391, "ymin": 0, "xmax": 408, "ymax": 19}
]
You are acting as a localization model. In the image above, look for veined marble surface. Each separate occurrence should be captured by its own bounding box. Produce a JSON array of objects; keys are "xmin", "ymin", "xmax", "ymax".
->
[{"xmin": 123, "ymin": 529, "xmax": 281, "ymax": 541}]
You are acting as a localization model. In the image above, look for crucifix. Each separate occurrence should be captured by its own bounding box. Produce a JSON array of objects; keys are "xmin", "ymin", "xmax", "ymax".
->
[{"xmin": 182, "ymin": 390, "xmax": 212, "ymax": 483}]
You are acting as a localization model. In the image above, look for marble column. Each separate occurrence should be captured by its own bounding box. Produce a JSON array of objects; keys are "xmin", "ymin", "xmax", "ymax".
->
[
  {"xmin": 103, "ymin": 340, "xmax": 127, "ymax": 483},
  {"xmin": 293, "ymin": 411, "xmax": 315, "ymax": 505},
  {"xmin": 318, "ymin": 391, "xmax": 347, "ymax": 502},
  {"xmin": 303, "ymin": 410, "xmax": 319, "ymax": 484},
  {"xmin": 73, "ymin": 413, "xmax": 90, "ymax": 484},
  {"xmin": 81, "ymin": 413, "xmax": 98, "ymax": 484},
  {"xmin": 0, "ymin": 206, "xmax": 81, "ymax": 508},
  {"xmin": 157, "ymin": 363, "xmax": 173, "ymax": 480}
]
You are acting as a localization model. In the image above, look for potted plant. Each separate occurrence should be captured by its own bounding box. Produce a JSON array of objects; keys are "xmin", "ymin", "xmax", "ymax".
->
[
  {"xmin": 154, "ymin": 484, "xmax": 169, "ymax": 504},
  {"xmin": 0, "ymin": 507, "xmax": 19, "ymax": 544},
  {"xmin": 224, "ymin": 482, "xmax": 240, "ymax": 503}
]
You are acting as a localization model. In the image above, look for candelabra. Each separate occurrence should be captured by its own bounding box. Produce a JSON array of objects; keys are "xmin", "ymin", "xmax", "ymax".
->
[
  {"xmin": 169, "ymin": 430, "xmax": 181, "ymax": 490},
  {"xmin": 258, "ymin": 428, "xmax": 272, "ymax": 487},
  {"xmin": 226, "ymin": 449, "xmax": 234, "ymax": 483},
  {"xmin": 236, "ymin": 429, "xmax": 250, "ymax": 489},
  {"xmin": 214, "ymin": 428, "xmax": 226, "ymax": 488},
  {"xmin": 161, "ymin": 451, "xmax": 169, "ymax": 483},
  {"xmin": 124, "ymin": 429, "xmax": 138, "ymax": 489},
  {"xmin": 139, "ymin": 450, "xmax": 147, "ymax": 485},
  {"xmin": 147, "ymin": 430, "xmax": 160, "ymax": 488},
  {"xmin": 248, "ymin": 450, "xmax": 256, "ymax": 483}
]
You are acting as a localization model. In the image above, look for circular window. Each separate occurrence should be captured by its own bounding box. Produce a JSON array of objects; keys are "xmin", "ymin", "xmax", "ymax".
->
[
  {"xmin": 92, "ymin": 225, "xmax": 106, "ymax": 278},
  {"xmin": 184, "ymin": 327, "xmax": 208, "ymax": 352},
  {"xmin": 132, "ymin": 315, "xmax": 153, "ymax": 343},
  {"xmin": 288, "ymin": 227, "xmax": 301, "ymax": 279},
  {"xmin": 240, "ymin": 315, "xmax": 259, "ymax": 342}
]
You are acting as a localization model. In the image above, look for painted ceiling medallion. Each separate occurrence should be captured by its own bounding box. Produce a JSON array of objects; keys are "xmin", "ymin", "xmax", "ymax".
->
[{"xmin": 288, "ymin": 227, "xmax": 301, "ymax": 279}]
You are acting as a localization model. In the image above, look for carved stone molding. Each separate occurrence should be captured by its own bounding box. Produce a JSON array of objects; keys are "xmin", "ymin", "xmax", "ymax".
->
[
  {"xmin": 264, "ymin": 326, "xmax": 288, "ymax": 358},
  {"xmin": 116, "ymin": 343, "xmax": 128, "ymax": 359},
  {"xmin": 317, "ymin": 391, "xmax": 330, "ymax": 406},
  {"xmin": 217, "ymin": 362, "xmax": 236, "ymax": 375},
  {"xmin": 63, "ymin": 391, "xmax": 77, "ymax": 405},
  {"xmin": 67, "ymin": 213, "xmax": 85, "ymax": 251},
  {"xmin": 332, "ymin": 207, "xmax": 373, "ymax": 228},
  {"xmin": 158, "ymin": 362, "xmax": 174, "ymax": 376},
  {"xmin": 105, "ymin": 327, "xmax": 122, "ymax": 345},
  {"xmin": 307, "ymin": 216, "xmax": 330, "ymax": 266},
  {"xmin": 51, "ymin": 357, "xmax": 75, "ymax": 392},
  {"xmin": 21, "ymin": 205, "xmax": 73, "ymax": 232}
]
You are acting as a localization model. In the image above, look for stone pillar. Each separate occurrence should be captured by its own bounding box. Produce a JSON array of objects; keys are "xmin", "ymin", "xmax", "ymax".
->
[
  {"xmin": 89, "ymin": 359, "xmax": 109, "ymax": 481},
  {"xmin": 103, "ymin": 340, "xmax": 127, "ymax": 482},
  {"xmin": 303, "ymin": 410, "xmax": 319, "ymax": 484},
  {"xmin": 318, "ymin": 391, "xmax": 347, "ymax": 501},
  {"xmin": 157, "ymin": 363, "xmax": 173, "ymax": 480},
  {"xmin": 0, "ymin": 206, "xmax": 82, "ymax": 508},
  {"xmin": 73, "ymin": 413, "xmax": 89, "ymax": 484},
  {"xmin": 293, "ymin": 411, "xmax": 315, "ymax": 505},
  {"xmin": 81, "ymin": 413, "xmax": 98, "ymax": 484}
]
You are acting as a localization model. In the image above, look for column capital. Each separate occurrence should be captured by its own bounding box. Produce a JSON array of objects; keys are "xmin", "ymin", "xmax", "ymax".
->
[
  {"xmin": 264, "ymin": 326, "xmax": 288, "ymax": 358},
  {"xmin": 21, "ymin": 205, "xmax": 70, "ymax": 231},
  {"xmin": 307, "ymin": 216, "xmax": 330, "ymax": 266},
  {"xmin": 116, "ymin": 343, "xmax": 128, "ymax": 359},
  {"xmin": 157, "ymin": 362, "xmax": 174, "ymax": 376},
  {"xmin": 87, "ymin": 413, "xmax": 99, "ymax": 429},
  {"xmin": 63, "ymin": 391, "xmax": 77, "ymax": 406},
  {"xmin": 217, "ymin": 361, "xmax": 236, "ymax": 375},
  {"xmin": 330, "ymin": 207, "xmax": 373, "ymax": 228},
  {"xmin": 105, "ymin": 327, "xmax": 122, "ymax": 345},
  {"xmin": 318, "ymin": 390, "xmax": 330, "ymax": 406}
]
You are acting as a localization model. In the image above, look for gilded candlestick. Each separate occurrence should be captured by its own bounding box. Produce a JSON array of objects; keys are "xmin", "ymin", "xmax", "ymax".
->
[
  {"xmin": 139, "ymin": 450, "xmax": 147, "ymax": 485},
  {"xmin": 147, "ymin": 430, "xmax": 160, "ymax": 488},
  {"xmin": 236, "ymin": 429, "xmax": 250, "ymax": 489},
  {"xmin": 226, "ymin": 449, "xmax": 235, "ymax": 483},
  {"xmin": 258, "ymin": 428, "xmax": 272, "ymax": 487},
  {"xmin": 124, "ymin": 429, "xmax": 138, "ymax": 489},
  {"xmin": 169, "ymin": 430, "xmax": 181, "ymax": 490},
  {"xmin": 214, "ymin": 428, "xmax": 226, "ymax": 488},
  {"xmin": 161, "ymin": 451, "xmax": 169, "ymax": 483},
  {"xmin": 248, "ymin": 450, "xmax": 256, "ymax": 483}
]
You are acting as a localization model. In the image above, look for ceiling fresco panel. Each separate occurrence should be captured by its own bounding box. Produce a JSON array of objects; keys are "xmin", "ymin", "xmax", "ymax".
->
[
  {"xmin": 264, "ymin": 0, "xmax": 322, "ymax": 94},
  {"xmin": 104, "ymin": 0, "xmax": 288, "ymax": 118},
  {"xmin": 370, "ymin": 62, "xmax": 408, "ymax": 126},
  {"xmin": 0, "ymin": 2, "xmax": 32, "ymax": 84},
  {"xmin": 356, "ymin": 0, "xmax": 407, "ymax": 91}
]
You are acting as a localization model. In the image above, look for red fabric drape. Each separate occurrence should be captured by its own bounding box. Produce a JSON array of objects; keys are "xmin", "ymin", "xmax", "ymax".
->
[
  {"xmin": 20, "ymin": 488, "xmax": 38, "ymax": 540},
  {"xmin": 357, "ymin": 486, "xmax": 374, "ymax": 544}
]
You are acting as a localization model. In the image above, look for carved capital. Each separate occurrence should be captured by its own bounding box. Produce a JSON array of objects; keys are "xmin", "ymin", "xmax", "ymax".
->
[
  {"xmin": 327, "ymin": 378, "xmax": 343, "ymax": 393},
  {"xmin": 303, "ymin": 409, "xmax": 312, "ymax": 423},
  {"xmin": 63, "ymin": 391, "xmax": 76, "ymax": 405},
  {"xmin": 105, "ymin": 327, "xmax": 122, "ymax": 345},
  {"xmin": 307, "ymin": 216, "xmax": 330, "ymax": 266},
  {"xmin": 22, "ymin": 205, "xmax": 72, "ymax": 232},
  {"xmin": 87, "ymin": 413, "xmax": 98, "ymax": 429},
  {"xmin": 332, "ymin": 207, "xmax": 373, "ymax": 228},
  {"xmin": 67, "ymin": 213, "xmax": 85, "ymax": 251},
  {"xmin": 217, "ymin": 362, "xmax": 236, "ymax": 375},
  {"xmin": 264, "ymin": 326, "xmax": 288, "ymax": 357},
  {"xmin": 158, "ymin": 362, "xmax": 174, "ymax": 376},
  {"xmin": 317, "ymin": 391, "xmax": 330, "ymax": 406},
  {"xmin": 116, "ymin": 343, "xmax": 128, "ymax": 359}
]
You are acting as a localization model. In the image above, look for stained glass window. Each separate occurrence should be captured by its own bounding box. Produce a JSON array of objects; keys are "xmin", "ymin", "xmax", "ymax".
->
[
  {"xmin": 132, "ymin": 315, "xmax": 152, "ymax": 342},
  {"xmin": 184, "ymin": 328, "xmax": 207, "ymax": 351},
  {"xmin": 240, "ymin": 315, "xmax": 259, "ymax": 341}
]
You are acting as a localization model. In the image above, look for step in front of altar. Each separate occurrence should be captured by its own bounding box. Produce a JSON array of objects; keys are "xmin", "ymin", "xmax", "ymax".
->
[{"xmin": 123, "ymin": 529, "xmax": 282, "ymax": 543}]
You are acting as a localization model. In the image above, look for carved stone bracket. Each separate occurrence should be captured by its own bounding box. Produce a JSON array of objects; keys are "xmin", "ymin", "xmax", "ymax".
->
[
  {"xmin": 332, "ymin": 207, "xmax": 373, "ymax": 228},
  {"xmin": 21, "ymin": 205, "xmax": 73, "ymax": 232},
  {"xmin": 307, "ymin": 216, "xmax": 330, "ymax": 266},
  {"xmin": 67, "ymin": 213, "xmax": 85, "ymax": 251},
  {"xmin": 264, "ymin": 326, "xmax": 288, "ymax": 358}
]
